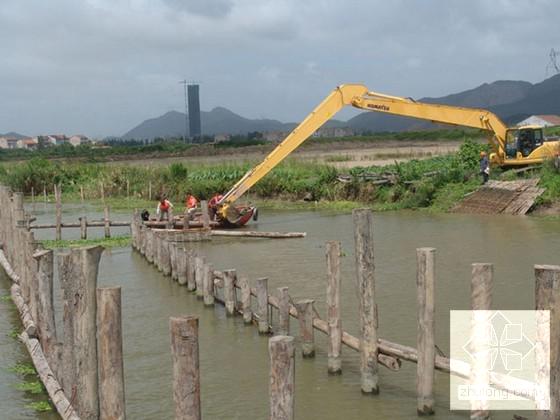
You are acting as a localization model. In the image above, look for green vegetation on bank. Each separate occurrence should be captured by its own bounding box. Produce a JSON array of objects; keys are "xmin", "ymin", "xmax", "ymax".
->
[
  {"xmin": 1, "ymin": 138, "xmax": 560, "ymax": 213},
  {"xmin": 41, "ymin": 235, "xmax": 131, "ymax": 250}
]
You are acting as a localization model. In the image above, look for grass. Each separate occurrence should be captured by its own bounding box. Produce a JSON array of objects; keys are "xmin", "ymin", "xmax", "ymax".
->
[
  {"xmin": 0, "ymin": 294, "xmax": 11, "ymax": 302},
  {"xmin": 8, "ymin": 328, "xmax": 20, "ymax": 339},
  {"xmin": 26, "ymin": 401, "xmax": 52, "ymax": 412},
  {"xmin": 41, "ymin": 235, "xmax": 131, "ymax": 250},
  {"xmin": 9, "ymin": 362, "xmax": 36, "ymax": 376},
  {"xmin": 15, "ymin": 381, "xmax": 44, "ymax": 394}
]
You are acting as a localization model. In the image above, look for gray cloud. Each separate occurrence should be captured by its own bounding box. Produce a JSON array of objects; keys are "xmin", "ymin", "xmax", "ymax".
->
[{"xmin": 0, "ymin": 0, "xmax": 558, "ymax": 137}]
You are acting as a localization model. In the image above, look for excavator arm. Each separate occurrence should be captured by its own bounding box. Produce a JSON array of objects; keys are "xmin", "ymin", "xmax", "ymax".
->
[
  {"xmin": 218, "ymin": 84, "xmax": 512, "ymax": 218},
  {"xmin": 219, "ymin": 84, "xmax": 369, "ymax": 207}
]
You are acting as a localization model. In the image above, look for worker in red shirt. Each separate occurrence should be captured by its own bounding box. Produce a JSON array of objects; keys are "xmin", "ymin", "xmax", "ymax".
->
[
  {"xmin": 185, "ymin": 193, "xmax": 198, "ymax": 211},
  {"xmin": 156, "ymin": 196, "xmax": 173, "ymax": 221},
  {"xmin": 208, "ymin": 194, "xmax": 223, "ymax": 220}
]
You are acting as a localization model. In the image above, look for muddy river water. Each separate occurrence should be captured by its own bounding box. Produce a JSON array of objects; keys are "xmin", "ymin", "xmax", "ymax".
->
[{"xmin": 1, "ymin": 203, "xmax": 560, "ymax": 419}]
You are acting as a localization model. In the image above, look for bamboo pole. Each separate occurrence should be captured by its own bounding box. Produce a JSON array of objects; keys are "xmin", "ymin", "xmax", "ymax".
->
[
  {"xmin": 352, "ymin": 208, "xmax": 379, "ymax": 394},
  {"xmin": 239, "ymin": 275, "xmax": 253, "ymax": 324},
  {"xmin": 223, "ymin": 269, "xmax": 236, "ymax": 316},
  {"xmin": 43, "ymin": 184, "xmax": 47, "ymax": 204},
  {"xmin": 277, "ymin": 287, "xmax": 290, "ymax": 336},
  {"xmin": 269, "ymin": 336, "xmax": 295, "ymax": 420},
  {"xmin": 170, "ymin": 316, "xmax": 201, "ymax": 420},
  {"xmin": 326, "ymin": 240, "xmax": 342, "ymax": 374},
  {"xmin": 97, "ymin": 287, "xmax": 126, "ymax": 420},
  {"xmin": 104, "ymin": 205, "xmax": 111, "ymax": 238},
  {"xmin": 100, "ymin": 181, "xmax": 105, "ymax": 203},
  {"xmin": 203, "ymin": 263, "xmax": 215, "ymax": 306},
  {"xmin": 55, "ymin": 184, "xmax": 62, "ymax": 241},
  {"xmin": 80, "ymin": 185, "xmax": 84, "ymax": 203},
  {"xmin": 31, "ymin": 186, "xmax": 35, "ymax": 203},
  {"xmin": 295, "ymin": 299, "xmax": 315, "ymax": 358},
  {"xmin": 535, "ymin": 265, "xmax": 560, "ymax": 420},
  {"xmin": 416, "ymin": 248, "xmax": 436, "ymax": 416},
  {"xmin": 126, "ymin": 179, "xmax": 130, "ymax": 200},
  {"xmin": 256, "ymin": 277, "xmax": 270, "ymax": 334},
  {"xmin": 148, "ymin": 181, "xmax": 152, "ymax": 201},
  {"xmin": 210, "ymin": 230, "xmax": 306, "ymax": 239}
]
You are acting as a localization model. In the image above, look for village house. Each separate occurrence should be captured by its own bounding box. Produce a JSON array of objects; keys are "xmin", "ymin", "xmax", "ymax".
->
[
  {"xmin": 17, "ymin": 137, "xmax": 39, "ymax": 150},
  {"xmin": 262, "ymin": 131, "xmax": 288, "ymax": 142},
  {"xmin": 69, "ymin": 134, "xmax": 91, "ymax": 146},
  {"xmin": 0, "ymin": 137, "xmax": 19, "ymax": 149},
  {"xmin": 314, "ymin": 126, "xmax": 355, "ymax": 138},
  {"xmin": 517, "ymin": 114, "xmax": 560, "ymax": 127}
]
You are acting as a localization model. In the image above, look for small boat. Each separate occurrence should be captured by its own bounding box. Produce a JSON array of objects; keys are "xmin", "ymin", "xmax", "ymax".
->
[{"xmin": 143, "ymin": 204, "xmax": 258, "ymax": 229}]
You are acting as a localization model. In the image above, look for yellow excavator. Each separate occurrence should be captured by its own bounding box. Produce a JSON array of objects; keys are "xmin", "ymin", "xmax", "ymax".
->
[{"xmin": 217, "ymin": 84, "xmax": 560, "ymax": 223}]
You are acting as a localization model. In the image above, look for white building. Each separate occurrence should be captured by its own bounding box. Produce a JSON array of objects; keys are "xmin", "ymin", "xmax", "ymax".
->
[{"xmin": 517, "ymin": 115, "xmax": 560, "ymax": 127}]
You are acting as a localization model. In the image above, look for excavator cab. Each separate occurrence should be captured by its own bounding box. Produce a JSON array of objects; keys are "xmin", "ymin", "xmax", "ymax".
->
[{"xmin": 504, "ymin": 126, "xmax": 544, "ymax": 159}]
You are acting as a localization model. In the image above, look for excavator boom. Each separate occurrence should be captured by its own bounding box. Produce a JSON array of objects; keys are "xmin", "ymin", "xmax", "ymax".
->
[{"xmin": 219, "ymin": 84, "xmax": 368, "ymax": 206}]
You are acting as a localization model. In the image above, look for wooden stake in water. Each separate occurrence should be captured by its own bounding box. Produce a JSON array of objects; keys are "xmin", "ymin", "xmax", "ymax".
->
[
  {"xmin": 170, "ymin": 316, "xmax": 201, "ymax": 420},
  {"xmin": 416, "ymin": 248, "xmax": 436, "ymax": 416},
  {"xmin": 295, "ymin": 299, "xmax": 315, "ymax": 358},
  {"xmin": 277, "ymin": 287, "xmax": 290, "ymax": 336},
  {"xmin": 97, "ymin": 286, "xmax": 126, "ymax": 420},
  {"xmin": 469, "ymin": 262, "xmax": 492, "ymax": 420},
  {"xmin": 269, "ymin": 336, "xmax": 295, "ymax": 420},
  {"xmin": 535, "ymin": 265, "xmax": 560, "ymax": 420},
  {"xmin": 326, "ymin": 240, "xmax": 342, "ymax": 374},
  {"xmin": 352, "ymin": 209, "xmax": 379, "ymax": 394},
  {"xmin": 224, "ymin": 269, "xmax": 236, "ymax": 316},
  {"xmin": 256, "ymin": 277, "xmax": 270, "ymax": 334}
]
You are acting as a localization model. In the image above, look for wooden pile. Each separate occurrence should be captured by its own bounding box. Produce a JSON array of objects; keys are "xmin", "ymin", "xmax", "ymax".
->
[{"xmin": 452, "ymin": 179, "xmax": 545, "ymax": 215}]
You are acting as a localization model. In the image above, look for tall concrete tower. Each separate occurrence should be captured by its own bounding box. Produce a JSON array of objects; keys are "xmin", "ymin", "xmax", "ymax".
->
[{"xmin": 187, "ymin": 84, "xmax": 201, "ymax": 140}]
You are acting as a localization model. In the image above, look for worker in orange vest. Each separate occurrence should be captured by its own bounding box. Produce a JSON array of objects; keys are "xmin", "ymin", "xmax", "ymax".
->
[{"xmin": 156, "ymin": 196, "xmax": 174, "ymax": 221}]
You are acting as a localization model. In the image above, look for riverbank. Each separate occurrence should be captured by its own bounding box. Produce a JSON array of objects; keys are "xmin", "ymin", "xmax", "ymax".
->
[{"xmin": 4, "ymin": 139, "xmax": 560, "ymax": 215}]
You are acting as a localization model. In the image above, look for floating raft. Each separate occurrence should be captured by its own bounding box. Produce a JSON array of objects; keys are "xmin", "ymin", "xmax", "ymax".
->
[{"xmin": 452, "ymin": 179, "xmax": 545, "ymax": 215}]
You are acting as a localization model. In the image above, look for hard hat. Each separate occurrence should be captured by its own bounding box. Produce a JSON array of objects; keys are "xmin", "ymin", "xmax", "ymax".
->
[{"xmin": 480, "ymin": 151, "xmax": 487, "ymax": 157}]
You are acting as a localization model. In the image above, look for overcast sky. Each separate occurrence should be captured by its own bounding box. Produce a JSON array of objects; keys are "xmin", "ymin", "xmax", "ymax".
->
[{"xmin": 1, "ymin": 0, "xmax": 558, "ymax": 138}]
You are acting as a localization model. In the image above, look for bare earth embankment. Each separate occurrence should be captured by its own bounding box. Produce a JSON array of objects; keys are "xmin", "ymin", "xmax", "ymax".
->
[{"xmin": 106, "ymin": 139, "xmax": 463, "ymax": 168}]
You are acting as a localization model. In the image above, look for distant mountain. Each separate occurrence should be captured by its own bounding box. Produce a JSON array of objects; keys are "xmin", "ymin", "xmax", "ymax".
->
[
  {"xmin": 490, "ymin": 74, "xmax": 560, "ymax": 124},
  {"xmin": 122, "ymin": 75, "xmax": 560, "ymax": 139},
  {"xmin": 0, "ymin": 132, "xmax": 27, "ymax": 139},
  {"xmin": 122, "ymin": 106, "xmax": 342, "ymax": 140}
]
